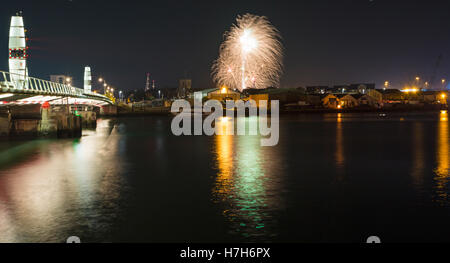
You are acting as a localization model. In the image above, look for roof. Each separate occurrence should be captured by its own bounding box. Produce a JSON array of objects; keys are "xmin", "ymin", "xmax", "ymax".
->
[
  {"xmin": 375, "ymin": 89, "xmax": 402, "ymax": 94},
  {"xmin": 422, "ymin": 90, "xmax": 440, "ymax": 95},
  {"xmin": 200, "ymin": 88, "xmax": 219, "ymax": 94},
  {"xmin": 352, "ymin": 94, "xmax": 365, "ymax": 99},
  {"xmin": 336, "ymin": 94, "xmax": 363, "ymax": 99}
]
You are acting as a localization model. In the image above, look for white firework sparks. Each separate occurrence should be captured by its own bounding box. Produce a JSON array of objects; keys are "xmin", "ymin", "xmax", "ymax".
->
[{"xmin": 212, "ymin": 14, "xmax": 283, "ymax": 91}]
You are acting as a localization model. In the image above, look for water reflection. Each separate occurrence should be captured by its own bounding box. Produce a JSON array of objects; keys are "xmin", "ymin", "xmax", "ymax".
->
[
  {"xmin": 433, "ymin": 111, "xmax": 450, "ymax": 205},
  {"xmin": 0, "ymin": 119, "xmax": 126, "ymax": 242},
  {"xmin": 213, "ymin": 117, "xmax": 282, "ymax": 241},
  {"xmin": 411, "ymin": 122, "xmax": 425, "ymax": 188},
  {"xmin": 335, "ymin": 114, "xmax": 345, "ymax": 179}
]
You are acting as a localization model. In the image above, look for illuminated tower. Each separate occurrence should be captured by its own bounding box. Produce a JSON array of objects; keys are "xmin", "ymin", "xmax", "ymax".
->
[
  {"xmin": 152, "ymin": 80, "xmax": 155, "ymax": 90},
  {"xmin": 84, "ymin": 66, "xmax": 92, "ymax": 93},
  {"xmin": 9, "ymin": 12, "xmax": 28, "ymax": 87},
  {"xmin": 145, "ymin": 73, "xmax": 150, "ymax": 91}
]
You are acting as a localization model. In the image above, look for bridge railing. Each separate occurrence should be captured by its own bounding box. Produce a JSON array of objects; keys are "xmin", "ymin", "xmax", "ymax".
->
[{"xmin": 0, "ymin": 70, "xmax": 112, "ymax": 103}]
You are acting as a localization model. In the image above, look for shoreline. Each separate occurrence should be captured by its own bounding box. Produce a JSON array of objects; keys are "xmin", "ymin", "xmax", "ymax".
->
[{"xmin": 116, "ymin": 105, "xmax": 449, "ymax": 117}]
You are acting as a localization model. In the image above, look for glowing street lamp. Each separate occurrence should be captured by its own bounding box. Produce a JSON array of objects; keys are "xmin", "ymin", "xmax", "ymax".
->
[
  {"xmin": 98, "ymin": 78, "xmax": 110, "ymax": 94},
  {"xmin": 65, "ymin": 77, "xmax": 72, "ymax": 86}
]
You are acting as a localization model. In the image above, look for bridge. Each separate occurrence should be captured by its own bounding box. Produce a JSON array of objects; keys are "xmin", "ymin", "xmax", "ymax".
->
[
  {"xmin": 0, "ymin": 13, "xmax": 117, "ymax": 139},
  {"xmin": 0, "ymin": 71, "xmax": 113, "ymax": 106},
  {"xmin": 3, "ymin": 13, "xmax": 114, "ymax": 108},
  {"xmin": 0, "ymin": 70, "xmax": 116, "ymax": 138}
]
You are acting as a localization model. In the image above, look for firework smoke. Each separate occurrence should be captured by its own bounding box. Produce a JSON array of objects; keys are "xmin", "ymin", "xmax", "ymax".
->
[{"xmin": 212, "ymin": 14, "xmax": 283, "ymax": 91}]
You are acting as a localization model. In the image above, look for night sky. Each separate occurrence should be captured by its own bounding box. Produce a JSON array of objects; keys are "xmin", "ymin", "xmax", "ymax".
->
[{"xmin": 2, "ymin": 0, "xmax": 450, "ymax": 91}]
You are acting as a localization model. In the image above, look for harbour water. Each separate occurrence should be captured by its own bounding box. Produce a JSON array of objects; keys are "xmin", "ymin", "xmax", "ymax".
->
[{"xmin": 1, "ymin": 112, "xmax": 450, "ymax": 242}]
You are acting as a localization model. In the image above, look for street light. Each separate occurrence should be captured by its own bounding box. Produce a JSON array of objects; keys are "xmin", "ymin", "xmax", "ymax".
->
[
  {"xmin": 98, "ymin": 78, "xmax": 109, "ymax": 94},
  {"xmin": 97, "ymin": 76, "xmax": 117, "ymax": 97},
  {"xmin": 65, "ymin": 77, "xmax": 72, "ymax": 86}
]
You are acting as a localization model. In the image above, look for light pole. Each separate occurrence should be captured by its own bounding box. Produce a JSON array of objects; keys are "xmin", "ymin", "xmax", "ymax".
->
[
  {"xmin": 98, "ymin": 77, "xmax": 108, "ymax": 95},
  {"xmin": 415, "ymin": 76, "xmax": 420, "ymax": 89}
]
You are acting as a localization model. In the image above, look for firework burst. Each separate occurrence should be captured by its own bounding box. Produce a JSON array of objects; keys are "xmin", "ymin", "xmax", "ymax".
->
[{"xmin": 212, "ymin": 14, "xmax": 283, "ymax": 91}]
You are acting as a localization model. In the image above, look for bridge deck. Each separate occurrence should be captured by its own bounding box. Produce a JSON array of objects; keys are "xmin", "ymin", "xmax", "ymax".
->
[{"xmin": 0, "ymin": 70, "xmax": 113, "ymax": 106}]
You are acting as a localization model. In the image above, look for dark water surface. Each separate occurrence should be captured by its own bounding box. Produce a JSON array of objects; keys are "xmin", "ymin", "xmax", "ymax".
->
[{"xmin": 1, "ymin": 112, "xmax": 450, "ymax": 242}]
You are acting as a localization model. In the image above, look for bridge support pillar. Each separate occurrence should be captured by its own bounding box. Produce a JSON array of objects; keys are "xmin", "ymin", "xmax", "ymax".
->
[
  {"xmin": 78, "ymin": 110, "xmax": 97, "ymax": 128},
  {"xmin": 99, "ymin": 105, "xmax": 117, "ymax": 116},
  {"xmin": 38, "ymin": 104, "xmax": 57, "ymax": 137},
  {"xmin": 1, "ymin": 104, "xmax": 85, "ymax": 139},
  {"xmin": 0, "ymin": 111, "xmax": 11, "ymax": 137}
]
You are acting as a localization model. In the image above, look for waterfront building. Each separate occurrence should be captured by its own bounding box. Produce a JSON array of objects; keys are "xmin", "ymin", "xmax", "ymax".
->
[
  {"xmin": 177, "ymin": 79, "xmax": 192, "ymax": 98},
  {"xmin": 248, "ymin": 93, "xmax": 269, "ymax": 108},
  {"xmin": 314, "ymin": 83, "xmax": 376, "ymax": 95},
  {"xmin": 321, "ymin": 94, "xmax": 340, "ymax": 108},
  {"xmin": 348, "ymin": 83, "xmax": 376, "ymax": 94},
  {"xmin": 331, "ymin": 85, "xmax": 350, "ymax": 94},
  {"xmin": 50, "ymin": 75, "xmax": 72, "ymax": 85},
  {"xmin": 207, "ymin": 87, "xmax": 241, "ymax": 101},
  {"xmin": 418, "ymin": 91, "xmax": 447, "ymax": 104},
  {"xmin": 298, "ymin": 95, "xmax": 321, "ymax": 106},
  {"xmin": 375, "ymin": 89, "xmax": 404, "ymax": 103},
  {"xmin": 367, "ymin": 89, "xmax": 383, "ymax": 102},
  {"xmin": 306, "ymin": 86, "xmax": 328, "ymax": 94},
  {"xmin": 356, "ymin": 94, "xmax": 382, "ymax": 108},
  {"xmin": 321, "ymin": 92, "xmax": 381, "ymax": 109},
  {"xmin": 338, "ymin": 94, "xmax": 359, "ymax": 108}
]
